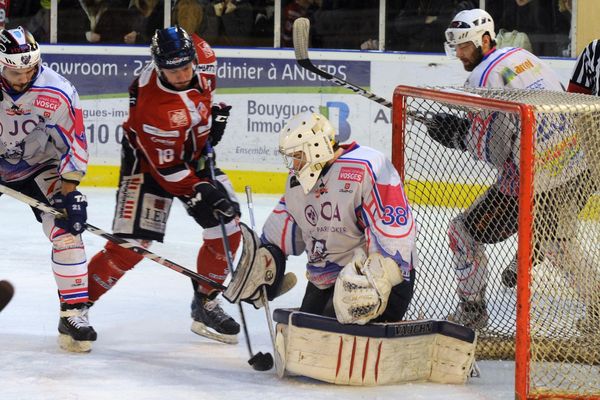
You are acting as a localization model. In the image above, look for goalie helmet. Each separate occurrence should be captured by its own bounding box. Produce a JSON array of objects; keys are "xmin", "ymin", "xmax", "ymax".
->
[
  {"xmin": 0, "ymin": 27, "xmax": 41, "ymax": 70},
  {"xmin": 444, "ymin": 9, "xmax": 495, "ymax": 57},
  {"xmin": 150, "ymin": 26, "xmax": 196, "ymax": 70},
  {"xmin": 279, "ymin": 112, "xmax": 337, "ymax": 194}
]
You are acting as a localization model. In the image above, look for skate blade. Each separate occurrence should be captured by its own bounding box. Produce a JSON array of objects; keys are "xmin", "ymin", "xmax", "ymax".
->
[
  {"xmin": 191, "ymin": 321, "xmax": 238, "ymax": 345},
  {"xmin": 58, "ymin": 334, "xmax": 93, "ymax": 353}
]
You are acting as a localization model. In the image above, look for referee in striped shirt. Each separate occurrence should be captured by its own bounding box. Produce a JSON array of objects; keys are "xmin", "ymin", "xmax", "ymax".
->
[{"xmin": 569, "ymin": 40, "xmax": 600, "ymax": 95}]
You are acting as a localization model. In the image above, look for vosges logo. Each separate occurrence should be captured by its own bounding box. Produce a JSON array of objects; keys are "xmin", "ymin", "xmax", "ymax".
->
[
  {"xmin": 34, "ymin": 95, "xmax": 60, "ymax": 111},
  {"xmin": 338, "ymin": 167, "xmax": 364, "ymax": 182}
]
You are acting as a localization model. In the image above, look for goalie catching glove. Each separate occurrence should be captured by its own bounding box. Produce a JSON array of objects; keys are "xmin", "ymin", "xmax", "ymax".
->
[
  {"xmin": 334, "ymin": 249, "xmax": 404, "ymax": 325},
  {"xmin": 223, "ymin": 222, "xmax": 296, "ymax": 308},
  {"xmin": 425, "ymin": 113, "xmax": 469, "ymax": 150}
]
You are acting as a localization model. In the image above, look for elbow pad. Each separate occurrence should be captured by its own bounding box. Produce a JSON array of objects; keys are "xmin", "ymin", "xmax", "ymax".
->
[{"xmin": 426, "ymin": 113, "xmax": 469, "ymax": 150}]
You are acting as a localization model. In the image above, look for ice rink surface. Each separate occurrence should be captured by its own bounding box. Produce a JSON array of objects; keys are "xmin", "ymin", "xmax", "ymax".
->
[{"xmin": 0, "ymin": 188, "xmax": 514, "ymax": 400}]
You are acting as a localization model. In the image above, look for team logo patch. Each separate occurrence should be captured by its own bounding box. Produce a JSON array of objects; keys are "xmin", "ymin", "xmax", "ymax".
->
[
  {"xmin": 168, "ymin": 109, "xmax": 189, "ymax": 128},
  {"xmin": 21, "ymin": 54, "xmax": 31, "ymax": 65},
  {"xmin": 304, "ymin": 205, "xmax": 318, "ymax": 226},
  {"xmin": 338, "ymin": 167, "xmax": 364, "ymax": 182},
  {"xmin": 34, "ymin": 95, "xmax": 60, "ymax": 111}
]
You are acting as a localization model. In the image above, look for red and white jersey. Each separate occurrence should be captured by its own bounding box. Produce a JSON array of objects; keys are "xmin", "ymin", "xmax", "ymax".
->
[
  {"xmin": 122, "ymin": 35, "xmax": 217, "ymax": 196},
  {"xmin": 262, "ymin": 143, "xmax": 417, "ymax": 289},
  {"xmin": 192, "ymin": 34, "xmax": 217, "ymax": 94},
  {"xmin": 123, "ymin": 41, "xmax": 216, "ymax": 197},
  {"xmin": 464, "ymin": 47, "xmax": 564, "ymax": 195},
  {"xmin": 0, "ymin": 66, "xmax": 87, "ymax": 183},
  {"xmin": 465, "ymin": 47, "xmax": 564, "ymax": 90}
]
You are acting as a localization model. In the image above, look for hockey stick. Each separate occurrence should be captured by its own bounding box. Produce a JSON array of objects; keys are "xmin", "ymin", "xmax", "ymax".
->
[
  {"xmin": 244, "ymin": 185, "xmax": 283, "ymax": 376},
  {"xmin": 0, "ymin": 184, "xmax": 226, "ymax": 291},
  {"xmin": 205, "ymin": 143, "xmax": 273, "ymax": 371},
  {"xmin": 293, "ymin": 17, "xmax": 392, "ymax": 109}
]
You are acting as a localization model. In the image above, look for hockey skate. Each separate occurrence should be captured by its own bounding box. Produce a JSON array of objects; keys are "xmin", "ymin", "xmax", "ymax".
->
[
  {"xmin": 448, "ymin": 298, "xmax": 489, "ymax": 330},
  {"xmin": 191, "ymin": 292, "xmax": 239, "ymax": 344},
  {"xmin": 58, "ymin": 302, "xmax": 97, "ymax": 353},
  {"xmin": 501, "ymin": 256, "xmax": 518, "ymax": 288}
]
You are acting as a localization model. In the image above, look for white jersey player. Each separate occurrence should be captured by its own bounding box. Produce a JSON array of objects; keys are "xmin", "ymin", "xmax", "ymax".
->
[
  {"xmin": 225, "ymin": 112, "xmax": 417, "ymax": 326},
  {"xmin": 423, "ymin": 9, "xmax": 597, "ymax": 330},
  {"xmin": 0, "ymin": 27, "xmax": 95, "ymax": 351}
]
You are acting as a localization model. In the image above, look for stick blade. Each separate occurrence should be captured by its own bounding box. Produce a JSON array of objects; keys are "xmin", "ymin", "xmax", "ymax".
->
[{"xmin": 293, "ymin": 17, "xmax": 310, "ymax": 60}]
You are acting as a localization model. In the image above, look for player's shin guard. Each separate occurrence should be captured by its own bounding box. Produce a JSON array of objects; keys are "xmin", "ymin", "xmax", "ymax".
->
[
  {"xmin": 51, "ymin": 231, "xmax": 89, "ymax": 304},
  {"xmin": 195, "ymin": 231, "xmax": 241, "ymax": 295},
  {"xmin": 88, "ymin": 241, "xmax": 145, "ymax": 302}
]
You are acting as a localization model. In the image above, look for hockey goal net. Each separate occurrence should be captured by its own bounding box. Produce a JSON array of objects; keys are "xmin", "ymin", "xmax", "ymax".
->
[{"xmin": 392, "ymin": 86, "xmax": 600, "ymax": 399}]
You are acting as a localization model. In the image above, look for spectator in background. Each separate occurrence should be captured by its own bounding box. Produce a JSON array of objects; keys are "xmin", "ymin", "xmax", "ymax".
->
[
  {"xmin": 281, "ymin": 0, "xmax": 320, "ymax": 47},
  {"xmin": 26, "ymin": 0, "xmax": 52, "ymax": 42},
  {"xmin": 181, "ymin": 0, "xmax": 255, "ymax": 46},
  {"xmin": 388, "ymin": 0, "xmax": 475, "ymax": 52},
  {"xmin": 486, "ymin": 0, "xmax": 570, "ymax": 56},
  {"xmin": 173, "ymin": 0, "xmax": 206, "ymax": 39},
  {"xmin": 82, "ymin": 0, "xmax": 162, "ymax": 44}
]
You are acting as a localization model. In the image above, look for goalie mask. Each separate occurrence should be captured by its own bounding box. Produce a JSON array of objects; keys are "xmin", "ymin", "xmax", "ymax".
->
[
  {"xmin": 444, "ymin": 9, "xmax": 495, "ymax": 57},
  {"xmin": 279, "ymin": 112, "xmax": 336, "ymax": 194},
  {"xmin": 0, "ymin": 27, "xmax": 41, "ymax": 70}
]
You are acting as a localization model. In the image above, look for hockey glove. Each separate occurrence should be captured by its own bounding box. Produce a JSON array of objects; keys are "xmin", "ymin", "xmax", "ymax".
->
[
  {"xmin": 426, "ymin": 113, "xmax": 469, "ymax": 150},
  {"xmin": 53, "ymin": 191, "xmax": 88, "ymax": 235},
  {"xmin": 187, "ymin": 182, "xmax": 236, "ymax": 223},
  {"xmin": 223, "ymin": 223, "xmax": 292, "ymax": 307},
  {"xmin": 209, "ymin": 103, "xmax": 232, "ymax": 146},
  {"xmin": 333, "ymin": 249, "xmax": 403, "ymax": 325}
]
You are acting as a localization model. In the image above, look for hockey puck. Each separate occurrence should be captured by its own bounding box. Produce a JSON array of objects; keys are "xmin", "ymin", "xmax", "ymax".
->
[
  {"xmin": 0, "ymin": 280, "xmax": 14, "ymax": 312},
  {"xmin": 248, "ymin": 351, "xmax": 274, "ymax": 371}
]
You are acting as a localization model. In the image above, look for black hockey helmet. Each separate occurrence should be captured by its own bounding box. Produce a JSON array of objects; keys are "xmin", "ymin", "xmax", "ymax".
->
[
  {"xmin": 150, "ymin": 26, "xmax": 196, "ymax": 70},
  {"xmin": 0, "ymin": 26, "xmax": 41, "ymax": 70}
]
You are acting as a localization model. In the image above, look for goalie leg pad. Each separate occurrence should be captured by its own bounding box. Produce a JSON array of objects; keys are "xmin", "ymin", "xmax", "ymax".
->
[{"xmin": 274, "ymin": 309, "xmax": 477, "ymax": 386}]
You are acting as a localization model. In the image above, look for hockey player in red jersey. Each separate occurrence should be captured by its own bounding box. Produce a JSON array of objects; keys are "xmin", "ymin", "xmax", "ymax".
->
[
  {"xmin": 87, "ymin": 26, "xmax": 242, "ymax": 344},
  {"xmin": 0, "ymin": 27, "xmax": 95, "ymax": 351}
]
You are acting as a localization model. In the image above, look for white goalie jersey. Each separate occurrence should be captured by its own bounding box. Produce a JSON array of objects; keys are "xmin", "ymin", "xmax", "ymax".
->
[{"xmin": 262, "ymin": 143, "xmax": 417, "ymax": 289}]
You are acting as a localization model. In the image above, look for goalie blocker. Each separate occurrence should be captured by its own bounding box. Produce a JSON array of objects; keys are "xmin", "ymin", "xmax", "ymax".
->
[
  {"xmin": 273, "ymin": 308, "xmax": 477, "ymax": 386},
  {"xmin": 224, "ymin": 222, "xmax": 296, "ymax": 308}
]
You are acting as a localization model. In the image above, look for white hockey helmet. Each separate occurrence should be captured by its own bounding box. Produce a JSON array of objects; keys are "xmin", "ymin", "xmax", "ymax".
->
[
  {"xmin": 0, "ymin": 27, "xmax": 41, "ymax": 70},
  {"xmin": 444, "ymin": 9, "xmax": 495, "ymax": 57},
  {"xmin": 279, "ymin": 112, "xmax": 336, "ymax": 194}
]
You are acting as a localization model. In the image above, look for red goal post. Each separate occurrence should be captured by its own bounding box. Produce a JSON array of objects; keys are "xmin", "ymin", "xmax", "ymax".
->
[{"xmin": 392, "ymin": 85, "xmax": 600, "ymax": 399}]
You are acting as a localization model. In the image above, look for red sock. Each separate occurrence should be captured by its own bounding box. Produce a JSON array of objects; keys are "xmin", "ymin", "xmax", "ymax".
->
[
  {"xmin": 88, "ymin": 241, "xmax": 144, "ymax": 302},
  {"xmin": 196, "ymin": 231, "xmax": 241, "ymax": 295}
]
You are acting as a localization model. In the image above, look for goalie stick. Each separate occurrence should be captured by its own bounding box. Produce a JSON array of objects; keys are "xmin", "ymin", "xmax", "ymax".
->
[
  {"xmin": 244, "ymin": 185, "xmax": 284, "ymax": 376},
  {"xmin": 205, "ymin": 143, "xmax": 274, "ymax": 372},
  {"xmin": 293, "ymin": 17, "xmax": 431, "ymax": 125},
  {"xmin": 0, "ymin": 183, "xmax": 226, "ymax": 291}
]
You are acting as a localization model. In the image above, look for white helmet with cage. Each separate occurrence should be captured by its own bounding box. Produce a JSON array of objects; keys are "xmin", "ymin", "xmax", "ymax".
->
[
  {"xmin": 0, "ymin": 26, "xmax": 41, "ymax": 70},
  {"xmin": 444, "ymin": 9, "xmax": 495, "ymax": 57},
  {"xmin": 279, "ymin": 112, "xmax": 337, "ymax": 194}
]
